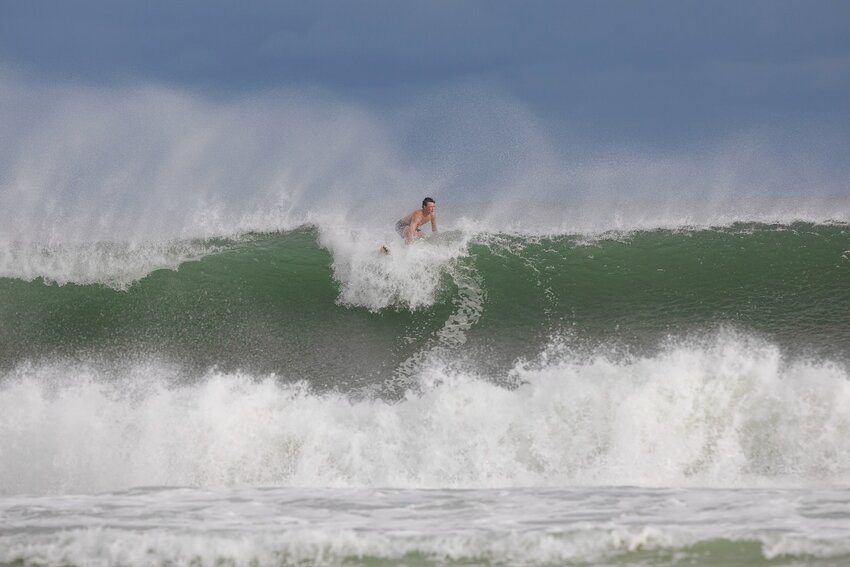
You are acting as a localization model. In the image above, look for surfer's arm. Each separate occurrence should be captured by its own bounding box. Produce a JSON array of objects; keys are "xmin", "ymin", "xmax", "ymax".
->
[{"xmin": 431, "ymin": 214, "xmax": 438, "ymax": 233}]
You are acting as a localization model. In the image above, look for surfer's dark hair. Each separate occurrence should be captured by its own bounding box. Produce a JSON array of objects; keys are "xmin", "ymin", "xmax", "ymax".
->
[{"xmin": 422, "ymin": 197, "xmax": 435, "ymax": 207}]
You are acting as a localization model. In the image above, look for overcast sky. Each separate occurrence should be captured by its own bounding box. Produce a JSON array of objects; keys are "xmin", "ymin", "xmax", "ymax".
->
[{"xmin": 3, "ymin": 0, "xmax": 849, "ymax": 150}]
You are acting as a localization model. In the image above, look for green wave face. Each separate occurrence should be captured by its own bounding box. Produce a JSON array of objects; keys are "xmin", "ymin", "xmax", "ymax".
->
[
  {"xmin": 470, "ymin": 223, "xmax": 850, "ymax": 366},
  {"xmin": 1, "ymin": 223, "xmax": 848, "ymax": 388}
]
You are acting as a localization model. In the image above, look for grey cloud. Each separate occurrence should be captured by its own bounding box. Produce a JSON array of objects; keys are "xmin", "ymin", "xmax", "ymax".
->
[{"xmin": 1, "ymin": 0, "xmax": 849, "ymax": 146}]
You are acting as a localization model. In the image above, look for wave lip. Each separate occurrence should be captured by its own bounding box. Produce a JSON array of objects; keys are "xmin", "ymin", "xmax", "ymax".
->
[{"xmin": 0, "ymin": 239, "xmax": 219, "ymax": 288}]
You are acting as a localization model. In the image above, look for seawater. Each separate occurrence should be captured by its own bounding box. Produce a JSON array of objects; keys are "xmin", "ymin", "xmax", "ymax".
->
[
  {"xmin": 1, "ymin": 221, "xmax": 850, "ymax": 566},
  {"xmin": 3, "ymin": 487, "xmax": 850, "ymax": 566}
]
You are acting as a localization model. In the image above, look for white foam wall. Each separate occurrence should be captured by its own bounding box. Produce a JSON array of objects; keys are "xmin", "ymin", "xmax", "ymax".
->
[{"xmin": 2, "ymin": 332, "xmax": 848, "ymax": 494}]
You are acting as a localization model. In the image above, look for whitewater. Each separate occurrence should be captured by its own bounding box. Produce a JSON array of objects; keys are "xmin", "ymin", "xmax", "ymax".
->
[
  {"xmin": 3, "ymin": 221, "xmax": 850, "ymax": 566},
  {"xmin": 2, "ymin": 76, "xmax": 850, "ymax": 566}
]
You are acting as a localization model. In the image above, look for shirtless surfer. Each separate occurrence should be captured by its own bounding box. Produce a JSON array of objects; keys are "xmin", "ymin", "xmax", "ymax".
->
[{"xmin": 395, "ymin": 197, "xmax": 438, "ymax": 243}]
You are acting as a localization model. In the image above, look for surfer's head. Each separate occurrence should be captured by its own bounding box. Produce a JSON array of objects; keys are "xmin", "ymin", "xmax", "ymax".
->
[{"xmin": 422, "ymin": 197, "xmax": 436, "ymax": 213}]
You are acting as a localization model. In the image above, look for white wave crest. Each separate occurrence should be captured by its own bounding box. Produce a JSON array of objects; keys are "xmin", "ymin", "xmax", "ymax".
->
[
  {"xmin": 1, "ymin": 520, "xmax": 848, "ymax": 566},
  {"xmin": 318, "ymin": 226, "xmax": 472, "ymax": 310},
  {"xmin": 0, "ymin": 527, "xmax": 679, "ymax": 567},
  {"xmin": 0, "ymin": 239, "xmax": 218, "ymax": 288},
  {"xmin": 1, "ymin": 333, "xmax": 849, "ymax": 494}
]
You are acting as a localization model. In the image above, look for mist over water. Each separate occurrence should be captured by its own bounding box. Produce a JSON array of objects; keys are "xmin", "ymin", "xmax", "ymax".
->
[
  {"xmin": 1, "ymin": 70, "xmax": 848, "ymax": 308},
  {"xmin": 2, "ymin": 70, "xmax": 849, "ymax": 249}
]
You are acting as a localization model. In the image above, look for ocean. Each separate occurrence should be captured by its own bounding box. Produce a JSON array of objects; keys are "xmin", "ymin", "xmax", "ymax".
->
[{"xmin": 1, "ymin": 216, "xmax": 850, "ymax": 566}]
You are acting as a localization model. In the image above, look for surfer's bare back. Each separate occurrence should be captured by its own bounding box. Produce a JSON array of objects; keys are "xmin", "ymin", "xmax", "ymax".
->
[{"xmin": 395, "ymin": 198, "xmax": 438, "ymax": 244}]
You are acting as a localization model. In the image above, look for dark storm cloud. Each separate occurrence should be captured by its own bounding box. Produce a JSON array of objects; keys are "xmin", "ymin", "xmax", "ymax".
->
[{"xmin": 2, "ymin": 0, "xmax": 849, "ymax": 144}]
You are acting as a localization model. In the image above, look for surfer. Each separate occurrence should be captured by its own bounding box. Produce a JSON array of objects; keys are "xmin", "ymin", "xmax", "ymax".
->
[{"xmin": 396, "ymin": 197, "xmax": 438, "ymax": 243}]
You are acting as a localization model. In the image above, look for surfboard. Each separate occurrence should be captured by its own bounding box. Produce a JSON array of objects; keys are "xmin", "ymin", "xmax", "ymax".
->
[{"xmin": 379, "ymin": 231, "xmax": 460, "ymax": 254}]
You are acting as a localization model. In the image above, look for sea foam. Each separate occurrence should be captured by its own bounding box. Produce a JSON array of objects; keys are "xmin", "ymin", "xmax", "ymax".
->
[
  {"xmin": 0, "ymin": 239, "xmax": 219, "ymax": 288},
  {"xmin": 317, "ymin": 225, "xmax": 472, "ymax": 310},
  {"xmin": 1, "ymin": 332, "xmax": 848, "ymax": 495}
]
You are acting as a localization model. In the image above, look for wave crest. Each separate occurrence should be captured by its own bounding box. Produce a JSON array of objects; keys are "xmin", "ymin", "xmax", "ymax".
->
[{"xmin": 2, "ymin": 333, "xmax": 848, "ymax": 494}]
